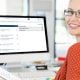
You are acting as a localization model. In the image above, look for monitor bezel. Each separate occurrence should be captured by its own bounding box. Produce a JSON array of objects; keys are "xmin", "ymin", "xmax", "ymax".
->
[{"xmin": 0, "ymin": 15, "xmax": 49, "ymax": 55}]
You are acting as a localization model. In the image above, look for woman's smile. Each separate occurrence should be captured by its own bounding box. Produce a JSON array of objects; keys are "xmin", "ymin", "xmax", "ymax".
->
[{"xmin": 69, "ymin": 23, "xmax": 80, "ymax": 29}]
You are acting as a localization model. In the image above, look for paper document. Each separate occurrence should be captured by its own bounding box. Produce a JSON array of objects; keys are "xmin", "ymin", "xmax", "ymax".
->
[{"xmin": 0, "ymin": 67, "xmax": 21, "ymax": 80}]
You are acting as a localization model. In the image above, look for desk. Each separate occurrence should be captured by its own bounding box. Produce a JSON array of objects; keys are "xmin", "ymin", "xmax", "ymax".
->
[{"xmin": 7, "ymin": 67, "xmax": 56, "ymax": 80}]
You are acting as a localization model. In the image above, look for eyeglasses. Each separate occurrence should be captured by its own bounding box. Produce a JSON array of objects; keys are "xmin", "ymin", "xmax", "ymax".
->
[{"xmin": 64, "ymin": 9, "xmax": 80, "ymax": 18}]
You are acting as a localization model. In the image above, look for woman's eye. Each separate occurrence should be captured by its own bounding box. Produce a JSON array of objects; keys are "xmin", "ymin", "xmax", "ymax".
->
[
  {"xmin": 68, "ymin": 11, "xmax": 73, "ymax": 14},
  {"xmin": 64, "ymin": 9, "xmax": 74, "ymax": 16},
  {"xmin": 66, "ymin": 10, "xmax": 73, "ymax": 16},
  {"xmin": 78, "ymin": 11, "xmax": 80, "ymax": 15}
]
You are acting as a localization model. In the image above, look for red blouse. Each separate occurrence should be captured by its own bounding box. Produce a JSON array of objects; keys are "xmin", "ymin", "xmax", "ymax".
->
[{"xmin": 54, "ymin": 42, "xmax": 80, "ymax": 80}]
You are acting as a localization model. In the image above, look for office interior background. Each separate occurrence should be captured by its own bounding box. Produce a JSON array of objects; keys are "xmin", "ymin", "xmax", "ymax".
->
[
  {"xmin": 0, "ymin": 0, "xmax": 78, "ymax": 80},
  {"xmin": 0, "ymin": 0, "xmax": 77, "ymax": 65}
]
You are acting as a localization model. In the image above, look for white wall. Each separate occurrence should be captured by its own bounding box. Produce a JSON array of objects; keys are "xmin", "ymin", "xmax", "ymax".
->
[
  {"xmin": 0, "ymin": 0, "xmax": 6, "ymax": 15},
  {"xmin": 6, "ymin": 0, "xmax": 23, "ymax": 15}
]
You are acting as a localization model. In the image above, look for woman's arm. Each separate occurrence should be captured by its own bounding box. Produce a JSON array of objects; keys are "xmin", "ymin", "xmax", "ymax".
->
[
  {"xmin": 66, "ymin": 43, "xmax": 80, "ymax": 80},
  {"xmin": 54, "ymin": 43, "xmax": 80, "ymax": 80},
  {"xmin": 54, "ymin": 59, "xmax": 67, "ymax": 80}
]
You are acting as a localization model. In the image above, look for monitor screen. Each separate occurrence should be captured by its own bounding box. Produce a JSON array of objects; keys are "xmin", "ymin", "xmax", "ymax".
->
[{"xmin": 0, "ymin": 15, "xmax": 50, "ymax": 63}]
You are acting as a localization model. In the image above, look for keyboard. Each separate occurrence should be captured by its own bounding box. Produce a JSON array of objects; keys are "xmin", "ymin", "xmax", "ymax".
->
[{"xmin": 7, "ymin": 67, "xmax": 56, "ymax": 80}]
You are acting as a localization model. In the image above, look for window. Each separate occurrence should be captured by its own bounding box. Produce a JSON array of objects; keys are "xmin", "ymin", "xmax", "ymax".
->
[{"xmin": 0, "ymin": 0, "xmax": 29, "ymax": 16}]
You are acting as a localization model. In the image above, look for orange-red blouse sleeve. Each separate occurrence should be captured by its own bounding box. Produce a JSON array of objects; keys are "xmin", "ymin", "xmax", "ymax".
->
[{"xmin": 54, "ymin": 42, "xmax": 80, "ymax": 80}]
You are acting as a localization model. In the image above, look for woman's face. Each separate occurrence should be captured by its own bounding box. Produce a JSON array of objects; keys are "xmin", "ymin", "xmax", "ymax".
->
[{"xmin": 65, "ymin": 0, "xmax": 80, "ymax": 36}]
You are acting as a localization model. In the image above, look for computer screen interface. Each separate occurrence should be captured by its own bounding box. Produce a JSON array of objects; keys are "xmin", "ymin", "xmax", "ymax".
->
[{"xmin": 0, "ymin": 16, "xmax": 49, "ymax": 54}]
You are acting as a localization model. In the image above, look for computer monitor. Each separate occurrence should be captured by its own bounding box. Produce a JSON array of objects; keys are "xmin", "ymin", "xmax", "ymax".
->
[{"xmin": 0, "ymin": 15, "xmax": 50, "ymax": 63}]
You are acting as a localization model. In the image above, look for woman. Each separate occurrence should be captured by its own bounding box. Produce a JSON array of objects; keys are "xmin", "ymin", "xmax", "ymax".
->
[{"xmin": 54, "ymin": 0, "xmax": 80, "ymax": 80}]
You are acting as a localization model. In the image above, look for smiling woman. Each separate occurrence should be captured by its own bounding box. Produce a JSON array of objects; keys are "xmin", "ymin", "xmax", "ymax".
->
[
  {"xmin": 54, "ymin": 0, "xmax": 80, "ymax": 80},
  {"xmin": 64, "ymin": 0, "xmax": 80, "ymax": 42}
]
